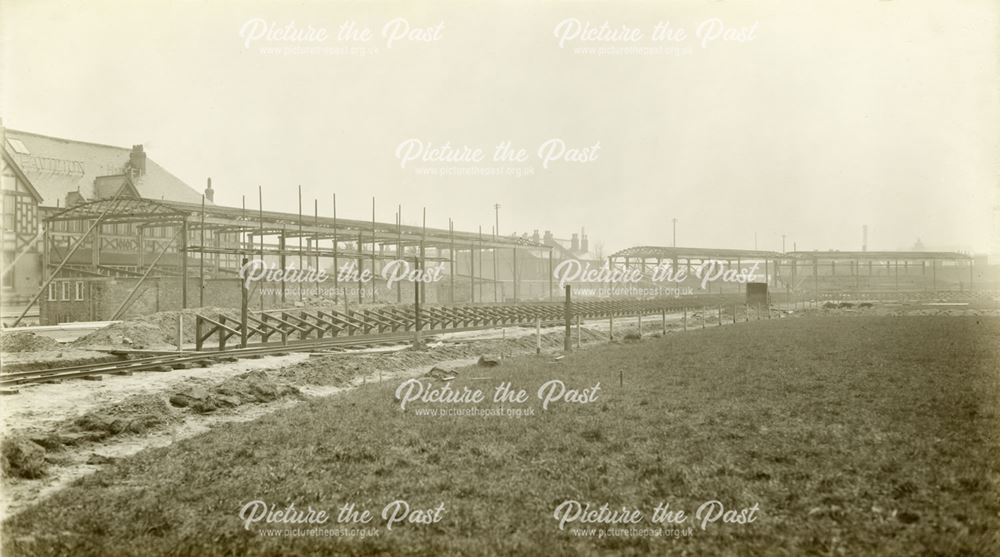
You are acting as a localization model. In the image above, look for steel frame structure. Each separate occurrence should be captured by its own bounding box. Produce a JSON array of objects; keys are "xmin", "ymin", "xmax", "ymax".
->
[{"xmin": 22, "ymin": 195, "xmax": 555, "ymax": 325}]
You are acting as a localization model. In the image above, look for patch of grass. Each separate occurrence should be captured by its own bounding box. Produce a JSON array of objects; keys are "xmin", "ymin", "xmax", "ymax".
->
[{"xmin": 3, "ymin": 316, "xmax": 999, "ymax": 556}]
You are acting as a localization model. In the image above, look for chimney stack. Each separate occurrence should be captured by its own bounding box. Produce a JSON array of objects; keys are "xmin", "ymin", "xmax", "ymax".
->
[
  {"xmin": 543, "ymin": 230, "xmax": 554, "ymax": 246},
  {"xmin": 532, "ymin": 229, "xmax": 540, "ymax": 243},
  {"xmin": 581, "ymin": 228, "xmax": 589, "ymax": 254},
  {"xmin": 862, "ymin": 225, "xmax": 868, "ymax": 252},
  {"xmin": 205, "ymin": 177, "xmax": 215, "ymax": 202},
  {"xmin": 571, "ymin": 233, "xmax": 580, "ymax": 252},
  {"xmin": 129, "ymin": 145, "xmax": 146, "ymax": 176}
]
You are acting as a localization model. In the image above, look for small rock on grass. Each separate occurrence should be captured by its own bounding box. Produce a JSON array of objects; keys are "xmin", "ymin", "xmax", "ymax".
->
[{"xmin": 477, "ymin": 355, "xmax": 501, "ymax": 367}]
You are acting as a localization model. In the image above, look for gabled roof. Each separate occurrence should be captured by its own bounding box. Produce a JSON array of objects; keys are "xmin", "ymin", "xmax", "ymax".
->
[
  {"xmin": 0, "ymin": 149, "xmax": 43, "ymax": 203},
  {"xmin": 94, "ymin": 174, "xmax": 141, "ymax": 200},
  {"xmin": 3, "ymin": 129, "xmax": 206, "ymax": 207}
]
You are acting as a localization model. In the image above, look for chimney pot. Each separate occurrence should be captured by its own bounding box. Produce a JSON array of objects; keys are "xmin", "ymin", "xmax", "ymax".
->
[{"xmin": 205, "ymin": 177, "xmax": 215, "ymax": 202}]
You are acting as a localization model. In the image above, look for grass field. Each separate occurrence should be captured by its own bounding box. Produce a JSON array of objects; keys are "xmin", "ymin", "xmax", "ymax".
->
[{"xmin": 3, "ymin": 316, "xmax": 999, "ymax": 556}]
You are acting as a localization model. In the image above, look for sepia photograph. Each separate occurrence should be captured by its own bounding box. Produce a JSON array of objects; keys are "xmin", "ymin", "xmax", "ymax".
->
[{"xmin": 0, "ymin": 0, "xmax": 998, "ymax": 555}]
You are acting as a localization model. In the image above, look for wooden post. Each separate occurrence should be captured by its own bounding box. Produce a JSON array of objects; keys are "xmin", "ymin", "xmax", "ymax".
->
[
  {"xmin": 413, "ymin": 255, "xmax": 423, "ymax": 348},
  {"xmin": 180, "ymin": 218, "xmax": 188, "ymax": 309},
  {"xmin": 176, "ymin": 314, "xmax": 183, "ymax": 351},
  {"xmin": 279, "ymin": 227, "xmax": 286, "ymax": 304},
  {"xmin": 564, "ymin": 285, "xmax": 572, "ymax": 352},
  {"xmin": 683, "ymin": 307, "xmax": 687, "ymax": 331},
  {"xmin": 199, "ymin": 196, "xmax": 205, "ymax": 308},
  {"xmin": 609, "ymin": 314, "xmax": 614, "ymax": 340},
  {"xmin": 195, "ymin": 316, "xmax": 202, "ymax": 351},
  {"xmin": 357, "ymin": 231, "xmax": 363, "ymax": 305},
  {"xmin": 661, "ymin": 309, "xmax": 666, "ymax": 335},
  {"xmin": 258, "ymin": 186, "xmax": 264, "ymax": 311},
  {"xmin": 240, "ymin": 267, "xmax": 248, "ymax": 348},
  {"xmin": 421, "ymin": 208, "xmax": 427, "ymax": 305},
  {"xmin": 536, "ymin": 317, "xmax": 541, "ymax": 355},
  {"xmin": 701, "ymin": 306, "xmax": 705, "ymax": 329}
]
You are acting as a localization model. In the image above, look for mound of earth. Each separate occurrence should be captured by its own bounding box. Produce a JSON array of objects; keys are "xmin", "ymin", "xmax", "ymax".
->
[
  {"xmin": 169, "ymin": 370, "xmax": 301, "ymax": 413},
  {"xmin": 1, "ymin": 436, "xmax": 48, "ymax": 479},
  {"xmin": 0, "ymin": 331, "xmax": 59, "ymax": 353},
  {"xmin": 71, "ymin": 322, "xmax": 173, "ymax": 350},
  {"xmin": 67, "ymin": 394, "xmax": 181, "ymax": 442}
]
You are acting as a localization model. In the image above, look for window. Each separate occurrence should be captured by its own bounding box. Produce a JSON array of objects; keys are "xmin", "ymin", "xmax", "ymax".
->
[
  {"xmin": 48, "ymin": 283, "xmax": 57, "ymax": 301},
  {"xmin": 61, "ymin": 281, "xmax": 70, "ymax": 301},
  {"xmin": 6, "ymin": 138, "xmax": 30, "ymax": 155},
  {"xmin": 75, "ymin": 281, "xmax": 84, "ymax": 301}
]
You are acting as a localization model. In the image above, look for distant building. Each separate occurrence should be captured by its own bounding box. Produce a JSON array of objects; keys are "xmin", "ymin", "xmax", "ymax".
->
[{"xmin": 1, "ymin": 124, "xmax": 209, "ymax": 324}]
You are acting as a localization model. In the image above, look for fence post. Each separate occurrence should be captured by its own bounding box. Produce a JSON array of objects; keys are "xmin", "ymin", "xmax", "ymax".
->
[
  {"xmin": 576, "ymin": 315, "xmax": 581, "ymax": 348},
  {"xmin": 702, "ymin": 307, "xmax": 706, "ymax": 329},
  {"xmin": 414, "ymin": 256, "xmax": 423, "ymax": 348},
  {"xmin": 176, "ymin": 314, "xmax": 183, "ymax": 352},
  {"xmin": 733, "ymin": 305, "xmax": 737, "ymax": 324},
  {"xmin": 536, "ymin": 317, "xmax": 541, "ymax": 355},
  {"xmin": 240, "ymin": 275, "xmax": 248, "ymax": 348},
  {"xmin": 609, "ymin": 314, "xmax": 614, "ymax": 340},
  {"xmin": 564, "ymin": 285, "xmax": 572, "ymax": 352},
  {"xmin": 661, "ymin": 310, "xmax": 666, "ymax": 335},
  {"xmin": 218, "ymin": 316, "xmax": 226, "ymax": 351},
  {"xmin": 683, "ymin": 307, "xmax": 687, "ymax": 331}
]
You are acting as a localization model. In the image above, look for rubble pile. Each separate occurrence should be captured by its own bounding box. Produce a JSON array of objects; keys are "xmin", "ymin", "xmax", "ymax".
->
[
  {"xmin": 0, "ymin": 331, "xmax": 59, "ymax": 353},
  {"xmin": 169, "ymin": 370, "xmax": 301, "ymax": 413},
  {"xmin": 71, "ymin": 322, "xmax": 174, "ymax": 350},
  {"xmin": 1, "ymin": 436, "xmax": 48, "ymax": 479},
  {"xmin": 69, "ymin": 394, "xmax": 181, "ymax": 439}
]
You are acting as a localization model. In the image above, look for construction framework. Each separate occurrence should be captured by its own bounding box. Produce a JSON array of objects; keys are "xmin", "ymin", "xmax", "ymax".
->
[
  {"xmin": 609, "ymin": 246, "xmax": 977, "ymax": 297},
  {"xmin": 14, "ymin": 193, "xmax": 555, "ymax": 326}
]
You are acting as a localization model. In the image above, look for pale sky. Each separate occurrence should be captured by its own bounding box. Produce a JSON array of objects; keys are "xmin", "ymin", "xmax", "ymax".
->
[{"xmin": 2, "ymin": 0, "xmax": 997, "ymax": 255}]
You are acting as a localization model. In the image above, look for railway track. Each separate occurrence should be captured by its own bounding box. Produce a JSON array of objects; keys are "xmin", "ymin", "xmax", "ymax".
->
[
  {"xmin": 0, "ymin": 331, "xmax": 439, "ymax": 388},
  {"xmin": 1, "ymin": 301, "xmax": 797, "ymax": 390},
  {"xmin": 0, "ymin": 322, "xmax": 564, "ymax": 388}
]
